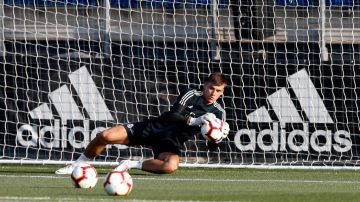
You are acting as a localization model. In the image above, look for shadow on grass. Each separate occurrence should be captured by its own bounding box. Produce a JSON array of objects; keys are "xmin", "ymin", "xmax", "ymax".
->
[
  {"xmin": 0, "ymin": 169, "xmax": 56, "ymax": 174},
  {"xmin": 0, "ymin": 165, "xmax": 163, "ymax": 177}
]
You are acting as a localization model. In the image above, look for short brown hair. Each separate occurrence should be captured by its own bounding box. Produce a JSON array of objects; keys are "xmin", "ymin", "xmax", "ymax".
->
[{"xmin": 205, "ymin": 72, "xmax": 227, "ymax": 86}]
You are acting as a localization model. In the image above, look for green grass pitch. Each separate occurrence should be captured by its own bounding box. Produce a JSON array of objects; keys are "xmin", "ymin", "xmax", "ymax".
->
[{"xmin": 0, "ymin": 164, "xmax": 360, "ymax": 202}]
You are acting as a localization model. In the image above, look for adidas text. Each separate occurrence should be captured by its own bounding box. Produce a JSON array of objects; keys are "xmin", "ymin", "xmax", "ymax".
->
[
  {"xmin": 234, "ymin": 122, "xmax": 352, "ymax": 153},
  {"xmin": 17, "ymin": 120, "xmax": 127, "ymax": 149}
]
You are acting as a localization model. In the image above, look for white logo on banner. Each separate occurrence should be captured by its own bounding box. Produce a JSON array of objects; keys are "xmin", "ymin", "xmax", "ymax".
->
[
  {"xmin": 17, "ymin": 66, "xmax": 127, "ymax": 149},
  {"xmin": 234, "ymin": 69, "xmax": 352, "ymax": 153}
]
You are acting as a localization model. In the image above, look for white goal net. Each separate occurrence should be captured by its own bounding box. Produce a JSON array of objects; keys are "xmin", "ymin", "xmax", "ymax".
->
[{"xmin": 1, "ymin": 0, "xmax": 360, "ymax": 169}]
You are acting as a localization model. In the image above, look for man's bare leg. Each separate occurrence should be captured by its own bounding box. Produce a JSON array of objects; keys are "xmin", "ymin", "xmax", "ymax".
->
[
  {"xmin": 116, "ymin": 152, "xmax": 179, "ymax": 174},
  {"xmin": 142, "ymin": 153, "xmax": 179, "ymax": 174},
  {"xmin": 55, "ymin": 125, "xmax": 129, "ymax": 174},
  {"xmin": 83, "ymin": 125, "xmax": 130, "ymax": 158}
]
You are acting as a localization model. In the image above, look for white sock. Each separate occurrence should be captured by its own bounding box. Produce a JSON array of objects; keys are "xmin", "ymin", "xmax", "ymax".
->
[
  {"xmin": 74, "ymin": 154, "xmax": 90, "ymax": 165},
  {"xmin": 128, "ymin": 160, "xmax": 143, "ymax": 169}
]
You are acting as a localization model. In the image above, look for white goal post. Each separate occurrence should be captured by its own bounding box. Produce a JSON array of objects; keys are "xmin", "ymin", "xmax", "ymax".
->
[{"xmin": 1, "ymin": 0, "xmax": 360, "ymax": 170}]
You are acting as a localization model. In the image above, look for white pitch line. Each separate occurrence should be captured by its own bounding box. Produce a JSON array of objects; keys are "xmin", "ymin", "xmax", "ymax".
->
[
  {"xmin": 0, "ymin": 197, "xmax": 246, "ymax": 202},
  {"xmin": 0, "ymin": 174, "xmax": 359, "ymax": 184},
  {"xmin": 0, "ymin": 196, "xmax": 50, "ymax": 201}
]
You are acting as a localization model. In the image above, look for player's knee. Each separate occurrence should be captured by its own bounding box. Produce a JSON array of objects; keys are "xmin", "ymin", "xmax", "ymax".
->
[
  {"xmin": 162, "ymin": 162, "xmax": 178, "ymax": 174},
  {"xmin": 96, "ymin": 126, "xmax": 128, "ymax": 145},
  {"xmin": 97, "ymin": 131, "xmax": 112, "ymax": 144}
]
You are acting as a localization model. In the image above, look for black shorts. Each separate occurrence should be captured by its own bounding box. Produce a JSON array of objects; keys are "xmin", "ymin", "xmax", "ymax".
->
[{"xmin": 123, "ymin": 121, "xmax": 183, "ymax": 158}]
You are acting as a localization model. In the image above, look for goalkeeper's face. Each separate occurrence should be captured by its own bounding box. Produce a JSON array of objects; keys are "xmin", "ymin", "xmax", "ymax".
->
[{"xmin": 203, "ymin": 82, "xmax": 226, "ymax": 105}]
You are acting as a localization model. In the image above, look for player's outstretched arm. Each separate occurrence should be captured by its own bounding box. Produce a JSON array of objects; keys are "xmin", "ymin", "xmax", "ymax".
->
[
  {"xmin": 157, "ymin": 88, "xmax": 196, "ymax": 124},
  {"xmin": 187, "ymin": 113, "xmax": 216, "ymax": 126}
]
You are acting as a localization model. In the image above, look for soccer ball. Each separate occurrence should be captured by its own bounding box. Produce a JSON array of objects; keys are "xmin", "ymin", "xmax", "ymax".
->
[
  {"xmin": 103, "ymin": 170, "xmax": 133, "ymax": 196},
  {"xmin": 201, "ymin": 118, "xmax": 224, "ymax": 142},
  {"xmin": 71, "ymin": 164, "xmax": 98, "ymax": 189}
]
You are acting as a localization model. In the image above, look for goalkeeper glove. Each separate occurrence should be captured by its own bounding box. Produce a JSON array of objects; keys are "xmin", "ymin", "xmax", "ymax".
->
[
  {"xmin": 214, "ymin": 121, "xmax": 230, "ymax": 144},
  {"xmin": 222, "ymin": 121, "xmax": 230, "ymax": 136},
  {"xmin": 187, "ymin": 113, "xmax": 216, "ymax": 126}
]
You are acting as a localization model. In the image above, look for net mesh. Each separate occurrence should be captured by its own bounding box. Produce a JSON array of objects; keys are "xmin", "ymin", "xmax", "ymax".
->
[{"xmin": 1, "ymin": 0, "xmax": 360, "ymax": 168}]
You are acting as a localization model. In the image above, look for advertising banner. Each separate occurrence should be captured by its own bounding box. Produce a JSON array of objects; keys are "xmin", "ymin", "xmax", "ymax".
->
[{"xmin": 1, "ymin": 56, "xmax": 360, "ymax": 165}]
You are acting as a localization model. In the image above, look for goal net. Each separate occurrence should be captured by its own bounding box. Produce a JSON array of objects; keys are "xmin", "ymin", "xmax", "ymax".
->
[{"xmin": 1, "ymin": 0, "xmax": 360, "ymax": 169}]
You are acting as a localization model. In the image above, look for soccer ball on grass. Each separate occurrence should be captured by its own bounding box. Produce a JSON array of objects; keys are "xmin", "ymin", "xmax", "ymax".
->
[
  {"xmin": 71, "ymin": 163, "xmax": 98, "ymax": 189},
  {"xmin": 104, "ymin": 170, "xmax": 133, "ymax": 196},
  {"xmin": 201, "ymin": 118, "xmax": 226, "ymax": 143}
]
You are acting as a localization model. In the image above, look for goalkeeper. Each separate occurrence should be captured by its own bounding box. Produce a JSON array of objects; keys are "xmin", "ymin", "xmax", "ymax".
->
[{"xmin": 55, "ymin": 72, "xmax": 229, "ymax": 174}]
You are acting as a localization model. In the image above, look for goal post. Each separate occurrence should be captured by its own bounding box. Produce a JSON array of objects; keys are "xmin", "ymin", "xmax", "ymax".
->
[{"xmin": 1, "ymin": 0, "xmax": 360, "ymax": 170}]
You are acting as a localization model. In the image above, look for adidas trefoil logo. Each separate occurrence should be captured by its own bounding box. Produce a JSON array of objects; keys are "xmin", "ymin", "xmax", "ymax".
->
[
  {"xmin": 246, "ymin": 69, "xmax": 333, "ymax": 124},
  {"xmin": 17, "ymin": 66, "xmax": 115, "ymax": 149},
  {"xmin": 234, "ymin": 69, "xmax": 352, "ymax": 153},
  {"xmin": 30, "ymin": 66, "xmax": 113, "ymax": 122}
]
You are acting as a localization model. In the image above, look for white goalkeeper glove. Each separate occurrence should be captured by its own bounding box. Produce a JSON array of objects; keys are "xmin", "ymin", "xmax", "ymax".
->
[
  {"xmin": 222, "ymin": 121, "xmax": 230, "ymax": 136},
  {"xmin": 187, "ymin": 113, "xmax": 216, "ymax": 126},
  {"xmin": 212, "ymin": 121, "xmax": 230, "ymax": 144},
  {"xmin": 213, "ymin": 122, "xmax": 230, "ymax": 143}
]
